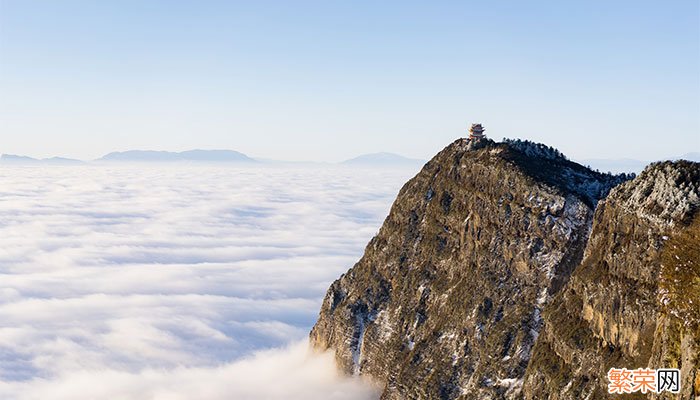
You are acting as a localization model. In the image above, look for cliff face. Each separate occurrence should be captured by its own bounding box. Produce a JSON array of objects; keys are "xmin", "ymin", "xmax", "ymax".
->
[
  {"xmin": 310, "ymin": 139, "xmax": 629, "ymax": 399},
  {"xmin": 524, "ymin": 161, "xmax": 700, "ymax": 400}
]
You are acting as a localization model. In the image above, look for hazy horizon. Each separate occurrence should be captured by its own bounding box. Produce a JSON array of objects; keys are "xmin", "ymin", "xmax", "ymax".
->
[{"xmin": 1, "ymin": 145, "xmax": 698, "ymax": 166}]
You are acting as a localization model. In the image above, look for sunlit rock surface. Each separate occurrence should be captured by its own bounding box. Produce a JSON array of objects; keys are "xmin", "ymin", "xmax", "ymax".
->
[
  {"xmin": 311, "ymin": 139, "xmax": 635, "ymax": 399},
  {"xmin": 524, "ymin": 160, "xmax": 700, "ymax": 400}
]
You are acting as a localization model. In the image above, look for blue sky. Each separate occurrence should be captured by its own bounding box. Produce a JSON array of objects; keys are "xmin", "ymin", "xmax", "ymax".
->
[{"xmin": 1, "ymin": 0, "xmax": 698, "ymax": 161}]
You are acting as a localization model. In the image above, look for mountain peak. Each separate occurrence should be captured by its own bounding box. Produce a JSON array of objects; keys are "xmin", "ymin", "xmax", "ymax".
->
[
  {"xmin": 310, "ymin": 138, "xmax": 699, "ymax": 399},
  {"xmin": 310, "ymin": 138, "xmax": 627, "ymax": 398},
  {"xmin": 342, "ymin": 152, "xmax": 425, "ymax": 166},
  {"xmin": 607, "ymin": 159, "xmax": 700, "ymax": 226},
  {"xmin": 431, "ymin": 138, "xmax": 633, "ymax": 207},
  {"xmin": 98, "ymin": 149, "xmax": 255, "ymax": 162},
  {"xmin": 0, "ymin": 154, "xmax": 83, "ymax": 165}
]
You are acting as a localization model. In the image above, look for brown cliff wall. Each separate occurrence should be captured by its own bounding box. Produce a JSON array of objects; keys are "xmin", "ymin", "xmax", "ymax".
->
[
  {"xmin": 524, "ymin": 160, "xmax": 700, "ymax": 400},
  {"xmin": 310, "ymin": 139, "xmax": 629, "ymax": 399}
]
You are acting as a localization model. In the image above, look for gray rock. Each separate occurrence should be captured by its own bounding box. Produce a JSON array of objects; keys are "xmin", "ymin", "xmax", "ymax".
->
[{"xmin": 310, "ymin": 139, "xmax": 633, "ymax": 399}]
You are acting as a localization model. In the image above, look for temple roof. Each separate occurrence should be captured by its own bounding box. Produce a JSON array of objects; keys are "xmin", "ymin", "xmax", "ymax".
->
[{"xmin": 469, "ymin": 123, "xmax": 485, "ymax": 132}]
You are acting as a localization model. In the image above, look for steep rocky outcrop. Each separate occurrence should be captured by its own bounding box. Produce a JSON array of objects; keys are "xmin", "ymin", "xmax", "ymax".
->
[
  {"xmin": 310, "ymin": 138, "xmax": 631, "ymax": 399},
  {"xmin": 523, "ymin": 161, "xmax": 700, "ymax": 399}
]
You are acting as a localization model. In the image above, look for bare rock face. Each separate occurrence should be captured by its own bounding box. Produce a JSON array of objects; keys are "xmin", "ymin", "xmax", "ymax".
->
[
  {"xmin": 523, "ymin": 160, "xmax": 700, "ymax": 400},
  {"xmin": 310, "ymin": 139, "xmax": 629, "ymax": 399}
]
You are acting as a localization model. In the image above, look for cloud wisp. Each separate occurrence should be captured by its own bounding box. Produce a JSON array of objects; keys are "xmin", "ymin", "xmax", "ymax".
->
[
  {"xmin": 0, "ymin": 164, "xmax": 417, "ymax": 399},
  {"xmin": 0, "ymin": 341, "xmax": 382, "ymax": 400}
]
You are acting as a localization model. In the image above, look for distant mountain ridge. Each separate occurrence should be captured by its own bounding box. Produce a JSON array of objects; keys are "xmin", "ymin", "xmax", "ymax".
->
[
  {"xmin": 0, "ymin": 154, "xmax": 83, "ymax": 165},
  {"xmin": 98, "ymin": 149, "xmax": 255, "ymax": 162},
  {"xmin": 3, "ymin": 149, "xmax": 696, "ymax": 168},
  {"xmin": 342, "ymin": 152, "xmax": 425, "ymax": 166}
]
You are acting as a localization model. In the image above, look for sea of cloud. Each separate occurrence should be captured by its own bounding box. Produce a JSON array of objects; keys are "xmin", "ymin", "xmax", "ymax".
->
[{"xmin": 0, "ymin": 163, "xmax": 418, "ymax": 399}]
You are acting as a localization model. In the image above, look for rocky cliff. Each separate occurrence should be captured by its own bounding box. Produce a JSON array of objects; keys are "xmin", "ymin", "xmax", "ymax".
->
[
  {"xmin": 523, "ymin": 160, "xmax": 700, "ymax": 399},
  {"xmin": 309, "ymin": 138, "xmax": 642, "ymax": 399}
]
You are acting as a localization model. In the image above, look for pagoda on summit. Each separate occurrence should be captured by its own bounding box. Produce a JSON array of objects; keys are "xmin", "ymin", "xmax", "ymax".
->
[{"xmin": 468, "ymin": 123, "xmax": 486, "ymax": 141}]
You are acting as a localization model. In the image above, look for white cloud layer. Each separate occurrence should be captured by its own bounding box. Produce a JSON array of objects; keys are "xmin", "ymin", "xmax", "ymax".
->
[
  {"xmin": 0, "ymin": 341, "xmax": 381, "ymax": 400},
  {"xmin": 0, "ymin": 164, "xmax": 417, "ymax": 399}
]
